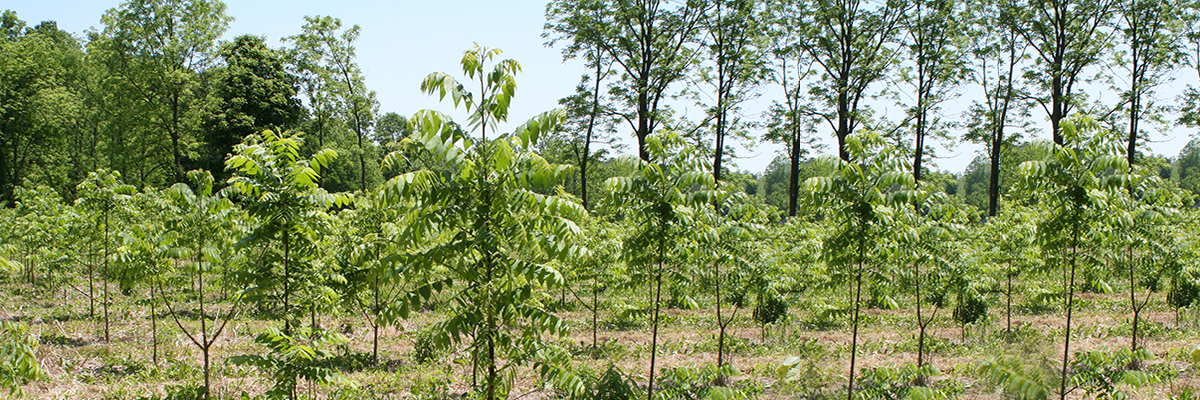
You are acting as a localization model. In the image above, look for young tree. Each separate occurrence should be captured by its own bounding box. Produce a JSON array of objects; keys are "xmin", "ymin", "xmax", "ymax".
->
[
  {"xmin": 895, "ymin": 191, "xmax": 970, "ymax": 377},
  {"xmin": 332, "ymin": 194, "xmax": 424, "ymax": 365},
  {"xmin": 697, "ymin": 191, "xmax": 770, "ymax": 374},
  {"xmin": 805, "ymin": 131, "xmax": 913, "ymax": 400},
  {"xmin": 606, "ymin": 131, "xmax": 714, "ymax": 400},
  {"xmin": 75, "ymin": 169, "xmax": 136, "ymax": 343},
  {"xmin": 161, "ymin": 170, "xmax": 245, "ymax": 397},
  {"xmin": 378, "ymin": 45, "xmax": 584, "ymax": 400},
  {"xmin": 1104, "ymin": 167, "xmax": 1188, "ymax": 353},
  {"xmin": 225, "ymin": 129, "xmax": 342, "ymax": 333},
  {"xmin": 1019, "ymin": 116, "xmax": 1129, "ymax": 400}
]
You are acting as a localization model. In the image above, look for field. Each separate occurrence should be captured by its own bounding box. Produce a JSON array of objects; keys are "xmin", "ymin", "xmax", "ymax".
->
[{"xmin": 6, "ymin": 277, "xmax": 1200, "ymax": 400}]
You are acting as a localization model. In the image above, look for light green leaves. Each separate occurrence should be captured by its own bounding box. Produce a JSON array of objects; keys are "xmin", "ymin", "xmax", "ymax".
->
[{"xmin": 0, "ymin": 321, "xmax": 44, "ymax": 396}]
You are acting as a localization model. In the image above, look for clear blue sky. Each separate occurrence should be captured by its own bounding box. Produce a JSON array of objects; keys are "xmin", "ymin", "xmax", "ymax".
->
[{"xmin": 7, "ymin": 0, "xmax": 1196, "ymax": 175}]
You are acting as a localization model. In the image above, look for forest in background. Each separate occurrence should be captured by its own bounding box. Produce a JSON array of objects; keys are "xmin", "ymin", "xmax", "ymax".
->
[{"xmin": 3, "ymin": 0, "xmax": 1200, "ymax": 215}]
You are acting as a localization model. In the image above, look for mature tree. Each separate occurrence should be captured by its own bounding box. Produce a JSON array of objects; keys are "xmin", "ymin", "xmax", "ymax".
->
[
  {"xmin": 1175, "ymin": 139, "xmax": 1200, "ymax": 199},
  {"xmin": 378, "ymin": 46, "xmax": 582, "ymax": 400},
  {"xmin": 900, "ymin": 0, "xmax": 968, "ymax": 183},
  {"xmin": 965, "ymin": 0, "xmax": 1029, "ymax": 217},
  {"xmin": 0, "ymin": 12, "xmax": 84, "ymax": 203},
  {"xmin": 545, "ymin": 0, "xmax": 619, "ymax": 209},
  {"xmin": 546, "ymin": 0, "xmax": 708, "ymax": 161},
  {"xmin": 373, "ymin": 112, "xmax": 410, "ymax": 148},
  {"xmin": 787, "ymin": 0, "xmax": 908, "ymax": 160},
  {"xmin": 285, "ymin": 16, "xmax": 379, "ymax": 192},
  {"xmin": 700, "ymin": 0, "xmax": 766, "ymax": 184},
  {"xmin": 762, "ymin": 1, "xmax": 821, "ymax": 217},
  {"xmin": 203, "ymin": 35, "xmax": 303, "ymax": 183},
  {"xmin": 1111, "ymin": 0, "xmax": 1186, "ymax": 165},
  {"xmin": 549, "ymin": 75, "xmax": 618, "ymax": 209},
  {"xmin": 1005, "ymin": 0, "xmax": 1114, "ymax": 145},
  {"xmin": 93, "ymin": 0, "xmax": 231, "ymax": 182}
]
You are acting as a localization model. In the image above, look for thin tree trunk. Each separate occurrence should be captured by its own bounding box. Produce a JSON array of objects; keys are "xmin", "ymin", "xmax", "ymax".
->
[
  {"xmin": 1059, "ymin": 213, "xmax": 1080, "ymax": 400},
  {"xmin": 103, "ymin": 208, "xmax": 111, "ymax": 343},
  {"xmin": 151, "ymin": 283, "xmax": 159, "ymax": 365}
]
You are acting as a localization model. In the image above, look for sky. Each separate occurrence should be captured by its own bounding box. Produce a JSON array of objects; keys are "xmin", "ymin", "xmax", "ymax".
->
[{"xmin": 7, "ymin": 0, "xmax": 1198, "ymax": 175}]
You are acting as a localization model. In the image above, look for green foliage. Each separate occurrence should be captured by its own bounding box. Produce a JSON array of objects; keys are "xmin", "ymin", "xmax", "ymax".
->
[
  {"xmin": 228, "ymin": 327, "xmax": 355, "ymax": 400},
  {"xmin": 226, "ymin": 129, "xmax": 345, "ymax": 330},
  {"xmin": 377, "ymin": 45, "xmax": 582, "ymax": 400},
  {"xmin": 952, "ymin": 293, "xmax": 987, "ymax": 326},
  {"xmin": 854, "ymin": 364, "xmax": 960, "ymax": 400},
  {"xmin": 654, "ymin": 364, "xmax": 755, "ymax": 400},
  {"xmin": 0, "ymin": 14, "xmax": 84, "ymax": 202},
  {"xmin": 202, "ymin": 34, "xmax": 303, "ymax": 183},
  {"xmin": 804, "ymin": 130, "xmax": 914, "ymax": 394},
  {"xmin": 752, "ymin": 294, "xmax": 787, "ymax": 326},
  {"xmin": 977, "ymin": 356, "xmax": 1054, "ymax": 400},
  {"xmin": 1069, "ymin": 348, "xmax": 1161, "ymax": 400},
  {"xmin": 0, "ymin": 321, "xmax": 43, "ymax": 397}
]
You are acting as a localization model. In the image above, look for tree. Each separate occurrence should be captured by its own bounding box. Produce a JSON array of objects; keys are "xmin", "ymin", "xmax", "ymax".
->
[
  {"xmin": 545, "ymin": 0, "xmax": 620, "ymax": 209},
  {"xmin": 225, "ymin": 129, "xmax": 342, "ymax": 333},
  {"xmin": 895, "ymin": 191, "xmax": 970, "ymax": 377},
  {"xmin": 0, "ymin": 12, "xmax": 84, "ymax": 203},
  {"xmin": 804, "ymin": 131, "xmax": 913, "ymax": 400},
  {"xmin": 788, "ymin": 0, "xmax": 908, "ymax": 161},
  {"xmin": 93, "ymin": 0, "xmax": 231, "ymax": 182},
  {"xmin": 900, "ymin": 0, "xmax": 968, "ymax": 183},
  {"xmin": 550, "ymin": 74, "xmax": 618, "ymax": 210},
  {"xmin": 762, "ymin": 0, "xmax": 821, "ymax": 217},
  {"xmin": 700, "ymin": 0, "xmax": 767, "ymax": 184},
  {"xmin": 285, "ymin": 16, "xmax": 380, "ymax": 192},
  {"xmin": 75, "ymin": 169, "xmax": 137, "ymax": 343},
  {"xmin": 0, "ymin": 321, "xmax": 44, "ymax": 397},
  {"xmin": 1018, "ymin": 116, "xmax": 1129, "ymax": 400},
  {"xmin": 697, "ymin": 191, "xmax": 770, "ymax": 374},
  {"xmin": 332, "ymin": 193, "xmax": 424, "ymax": 365},
  {"xmin": 605, "ymin": 131, "xmax": 714, "ymax": 400},
  {"xmin": 1005, "ymin": 0, "xmax": 1114, "ymax": 145},
  {"xmin": 377, "ymin": 45, "xmax": 583, "ymax": 400},
  {"xmin": 1111, "ymin": 0, "xmax": 1187, "ymax": 166},
  {"xmin": 546, "ymin": 0, "xmax": 708, "ymax": 161},
  {"xmin": 373, "ymin": 112, "xmax": 410, "ymax": 149},
  {"xmin": 161, "ymin": 170, "xmax": 244, "ymax": 397},
  {"xmin": 1174, "ymin": 139, "xmax": 1200, "ymax": 200},
  {"xmin": 964, "ymin": 0, "xmax": 1030, "ymax": 217},
  {"xmin": 203, "ymin": 35, "xmax": 303, "ymax": 183}
]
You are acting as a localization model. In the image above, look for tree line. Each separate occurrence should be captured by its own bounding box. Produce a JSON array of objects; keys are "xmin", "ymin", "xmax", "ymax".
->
[{"xmin": 4, "ymin": 0, "xmax": 1200, "ymax": 215}]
